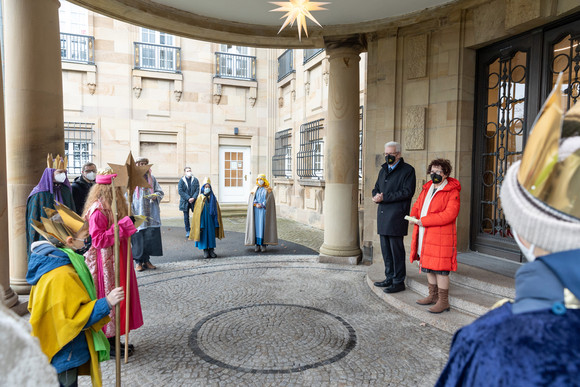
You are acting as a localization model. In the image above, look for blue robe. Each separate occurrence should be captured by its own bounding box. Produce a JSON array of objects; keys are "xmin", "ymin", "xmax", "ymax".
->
[
  {"xmin": 436, "ymin": 250, "xmax": 580, "ymax": 386},
  {"xmin": 195, "ymin": 199, "xmax": 216, "ymax": 250},
  {"xmin": 253, "ymin": 187, "xmax": 267, "ymax": 245}
]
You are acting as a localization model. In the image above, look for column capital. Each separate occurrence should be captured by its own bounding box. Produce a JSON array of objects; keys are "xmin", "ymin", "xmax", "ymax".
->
[{"xmin": 323, "ymin": 34, "xmax": 367, "ymax": 55}]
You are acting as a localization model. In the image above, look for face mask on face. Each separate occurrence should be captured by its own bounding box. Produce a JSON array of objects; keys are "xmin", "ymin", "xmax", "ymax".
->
[
  {"xmin": 385, "ymin": 154, "xmax": 396, "ymax": 165},
  {"xmin": 258, "ymin": 179, "xmax": 264, "ymax": 186},
  {"xmin": 431, "ymin": 173, "xmax": 443, "ymax": 184},
  {"xmin": 85, "ymin": 172, "xmax": 96, "ymax": 181},
  {"xmin": 204, "ymin": 187, "xmax": 211, "ymax": 195},
  {"xmin": 511, "ymin": 229, "xmax": 536, "ymax": 262},
  {"xmin": 185, "ymin": 171, "xmax": 192, "ymax": 178},
  {"xmin": 74, "ymin": 235, "xmax": 92, "ymax": 255},
  {"xmin": 54, "ymin": 173, "xmax": 67, "ymax": 183}
]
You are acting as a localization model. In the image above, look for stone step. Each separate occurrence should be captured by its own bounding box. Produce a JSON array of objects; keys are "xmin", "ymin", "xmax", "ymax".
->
[
  {"xmin": 405, "ymin": 265, "xmax": 511, "ymax": 317},
  {"xmin": 366, "ymin": 276, "xmax": 476, "ymax": 334},
  {"xmin": 219, "ymin": 203, "xmax": 247, "ymax": 217}
]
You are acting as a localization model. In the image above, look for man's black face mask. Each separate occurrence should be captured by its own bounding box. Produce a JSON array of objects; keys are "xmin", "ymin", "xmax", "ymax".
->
[{"xmin": 386, "ymin": 154, "xmax": 396, "ymax": 165}]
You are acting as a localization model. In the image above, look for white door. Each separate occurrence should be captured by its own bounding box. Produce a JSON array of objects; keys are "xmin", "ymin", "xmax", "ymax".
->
[{"xmin": 219, "ymin": 146, "xmax": 251, "ymax": 203}]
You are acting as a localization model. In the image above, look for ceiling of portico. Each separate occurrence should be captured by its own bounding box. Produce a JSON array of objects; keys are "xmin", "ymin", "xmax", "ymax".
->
[{"xmin": 70, "ymin": 0, "xmax": 458, "ymax": 48}]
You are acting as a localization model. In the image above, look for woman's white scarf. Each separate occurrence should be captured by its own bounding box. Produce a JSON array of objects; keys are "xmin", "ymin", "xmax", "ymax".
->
[{"xmin": 417, "ymin": 179, "xmax": 448, "ymax": 258}]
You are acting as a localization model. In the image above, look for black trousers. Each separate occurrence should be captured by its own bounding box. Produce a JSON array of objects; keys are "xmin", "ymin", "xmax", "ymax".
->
[{"xmin": 379, "ymin": 234, "xmax": 406, "ymax": 284}]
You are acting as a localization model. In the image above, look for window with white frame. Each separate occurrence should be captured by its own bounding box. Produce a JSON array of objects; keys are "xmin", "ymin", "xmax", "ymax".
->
[
  {"xmin": 138, "ymin": 28, "xmax": 178, "ymax": 72},
  {"xmin": 64, "ymin": 122, "xmax": 94, "ymax": 175},
  {"xmin": 59, "ymin": 1, "xmax": 89, "ymax": 35},
  {"xmin": 59, "ymin": 1, "xmax": 92, "ymax": 63},
  {"xmin": 216, "ymin": 45, "xmax": 254, "ymax": 80}
]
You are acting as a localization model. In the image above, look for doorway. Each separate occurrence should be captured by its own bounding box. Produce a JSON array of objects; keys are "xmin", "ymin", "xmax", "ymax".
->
[{"xmin": 219, "ymin": 146, "xmax": 251, "ymax": 203}]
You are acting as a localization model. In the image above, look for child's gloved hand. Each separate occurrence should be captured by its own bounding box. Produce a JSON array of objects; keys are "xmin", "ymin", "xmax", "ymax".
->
[{"xmin": 106, "ymin": 287, "xmax": 125, "ymax": 307}]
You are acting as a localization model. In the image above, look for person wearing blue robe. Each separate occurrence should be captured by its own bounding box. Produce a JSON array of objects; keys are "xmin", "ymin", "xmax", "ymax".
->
[
  {"xmin": 245, "ymin": 174, "xmax": 278, "ymax": 252},
  {"xmin": 189, "ymin": 178, "xmax": 224, "ymax": 258}
]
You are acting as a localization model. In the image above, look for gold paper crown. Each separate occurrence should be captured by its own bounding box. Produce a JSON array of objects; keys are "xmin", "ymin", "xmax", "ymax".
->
[
  {"xmin": 202, "ymin": 177, "xmax": 211, "ymax": 185},
  {"xmin": 30, "ymin": 202, "xmax": 87, "ymax": 247},
  {"xmin": 98, "ymin": 167, "xmax": 114, "ymax": 175},
  {"xmin": 517, "ymin": 73, "xmax": 580, "ymax": 219},
  {"xmin": 46, "ymin": 154, "xmax": 68, "ymax": 170}
]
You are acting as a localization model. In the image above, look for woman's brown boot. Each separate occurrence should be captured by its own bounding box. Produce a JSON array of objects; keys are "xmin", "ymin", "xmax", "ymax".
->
[
  {"xmin": 416, "ymin": 284, "xmax": 438, "ymax": 305},
  {"xmin": 428, "ymin": 288, "xmax": 450, "ymax": 313}
]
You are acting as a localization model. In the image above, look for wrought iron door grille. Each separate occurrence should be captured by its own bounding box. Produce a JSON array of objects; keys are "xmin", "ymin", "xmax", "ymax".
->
[
  {"xmin": 64, "ymin": 122, "xmax": 94, "ymax": 175},
  {"xmin": 297, "ymin": 119, "xmax": 324, "ymax": 179},
  {"xmin": 550, "ymin": 34, "xmax": 580, "ymax": 110},
  {"xmin": 272, "ymin": 129, "xmax": 292, "ymax": 178},
  {"xmin": 478, "ymin": 51, "xmax": 527, "ymax": 239}
]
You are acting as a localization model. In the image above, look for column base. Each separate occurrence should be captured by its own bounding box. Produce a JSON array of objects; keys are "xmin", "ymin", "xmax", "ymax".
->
[
  {"xmin": 2, "ymin": 286, "xmax": 19, "ymax": 308},
  {"xmin": 10, "ymin": 280, "xmax": 31, "ymax": 295},
  {"xmin": 319, "ymin": 244, "xmax": 362, "ymax": 265}
]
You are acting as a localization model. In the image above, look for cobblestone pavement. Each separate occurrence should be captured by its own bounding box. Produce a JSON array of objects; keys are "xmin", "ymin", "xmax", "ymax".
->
[
  {"xmin": 80, "ymin": 257, "xmax": 451, "ymax": 386},
  {"xmin": 79, "ymin": 217, "xmax": 452, "ymax": 386}
]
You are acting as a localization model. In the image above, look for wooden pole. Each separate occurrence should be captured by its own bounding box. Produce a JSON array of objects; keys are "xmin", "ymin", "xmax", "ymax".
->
[
  {"xmin": 124, "ymin": 190, "xmax": 132, "ymax": 363},
  {"xmin": 110, "ymin": 177, "xmax": 121, "ymax": 387}
]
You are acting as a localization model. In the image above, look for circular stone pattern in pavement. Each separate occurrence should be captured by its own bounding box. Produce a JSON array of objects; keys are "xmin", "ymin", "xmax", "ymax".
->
[{"xmin": 189, "ymin": 303, "xmax": 357, "ymax": 374}]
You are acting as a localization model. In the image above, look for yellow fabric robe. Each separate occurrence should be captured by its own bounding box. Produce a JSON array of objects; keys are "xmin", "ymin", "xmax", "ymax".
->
[
  {"xmin": 28, "ymin": 264, "xmax": 109, "ymax": 387},
  {"xmin": 189, "ymin": 194, "xmax": 225, "ymax": 241}
]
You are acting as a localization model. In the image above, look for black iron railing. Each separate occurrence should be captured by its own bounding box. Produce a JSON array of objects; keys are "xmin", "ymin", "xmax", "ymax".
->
[
  {"xmin": 64, "ymin": 122, "xmax": 94, "ymax": 175},
  {"xmin": 297, "ymin": 119, "xmax": 324, "ymax": 179},
  {"xmin": 272, "ymin": 129, "xmax": 292, "ymax": 178},
  {"xmin": 303, "ymin": 48, "xmax": 324, "ymax": 64},
  {"xmin": 60, "ymin": 33, "xmax": 94, "ymax": 64},
  {"xmin": 134, "ymin": 42, "xmax": 181, "ymax": 73},
  {"xmin": 278, "ymin": 49, "xmax": 295, "ymax": 82},
  {"xmin": 215, "ymin": 52, "xmax": 257, "ymax": 81}
]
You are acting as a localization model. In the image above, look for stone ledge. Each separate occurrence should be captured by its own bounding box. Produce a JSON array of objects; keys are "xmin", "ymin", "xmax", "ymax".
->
[{"xmin": 318, "ymin": 254, "xmax": 361, "ymax": 265}]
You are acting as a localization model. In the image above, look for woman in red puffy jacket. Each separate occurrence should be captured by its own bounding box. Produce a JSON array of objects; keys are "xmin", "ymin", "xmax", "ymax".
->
[{"xmin": 408, "ymin": 159, "xmax": 461, "ymax": 314}]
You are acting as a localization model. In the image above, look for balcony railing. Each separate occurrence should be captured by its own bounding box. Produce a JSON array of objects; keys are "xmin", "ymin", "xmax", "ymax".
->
[
  {"xmin": 303, "ymin": 48, "xmax": 324, "ymax": 64},
  {"xmin": 278, "ymin": 49, "xmax": 295, "ymax": 82},
  {"xmin": 60, "ymin": 33, "xmax": 94, "ymax": 64},
  {"xmin": 215, "ymin": 52, "xmax": 256, "ymax": 81},
  {"xmin": 134, "ymin": 42, "xmax": 181, "ymax": 73}
]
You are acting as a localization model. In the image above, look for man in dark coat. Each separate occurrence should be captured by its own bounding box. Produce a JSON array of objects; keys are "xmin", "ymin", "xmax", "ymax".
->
[
  {"xmin": 71, "ymin": 162, "xmax": 97, "ymax": 215},
  {"xmin": 372, "ymin": 141, "xmax": 416, "ymax": 294},
  {"xmin": 178, "ymin": 166, "xmax": 200, "ymax": 238}
]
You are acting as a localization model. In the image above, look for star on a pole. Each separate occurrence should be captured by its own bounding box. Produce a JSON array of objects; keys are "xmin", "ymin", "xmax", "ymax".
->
[
  {"xmin": 270, "ymin": 0, "xmax": 330, "ymax": 41},
  {"xmin": 108, "ymin": 152, "xmax": 151, "ymax": 193}
]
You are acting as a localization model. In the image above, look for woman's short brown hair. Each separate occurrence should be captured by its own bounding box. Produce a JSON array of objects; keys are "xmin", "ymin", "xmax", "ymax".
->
[{"xmin": 427, "ymin": 158, "xmax": 452, "ymax": 176}]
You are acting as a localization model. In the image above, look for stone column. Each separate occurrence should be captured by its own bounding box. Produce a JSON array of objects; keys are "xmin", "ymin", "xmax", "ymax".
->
[
  {"xmin": 0, "ymin": 50, "xmax": 19, "ymax": 308},
  {"xmin": 4, "ymin": 0, "xmax": 65, "ymax": 294},
  {"xmin": 319, "ymin": 36, "xmax": 366, "ymax": 265}
]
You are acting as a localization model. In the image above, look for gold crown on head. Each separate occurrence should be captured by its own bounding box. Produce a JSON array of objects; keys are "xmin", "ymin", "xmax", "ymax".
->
[
  {"xmin": 98, "ymin": 167, "xmax": 114, "ymax": 175},
  {"xmin": 517, "ymin": 72, "xmax": 580, "ymax": 220},
  {"xmin": 202, "ymin": 177, "xmax": 211, "ymax": 185},
  {"xmin": 30, "ymin": 202, "xmax": 87, "ymax": 247},
  {"xmin": 47, "ymin": 154, "xmax": 68, "ymax": 170}
]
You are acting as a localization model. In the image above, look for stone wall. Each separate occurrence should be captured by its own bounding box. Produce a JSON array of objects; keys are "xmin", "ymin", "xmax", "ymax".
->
[{"xmin": 62, "ymin": 12, "xmax": 275, "ymax": 218}]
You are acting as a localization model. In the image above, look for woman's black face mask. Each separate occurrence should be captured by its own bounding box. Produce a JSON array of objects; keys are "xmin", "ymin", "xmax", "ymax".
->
[{"xmin": 431, "ymin": 173, "xmax": 443, "ymax": 184}]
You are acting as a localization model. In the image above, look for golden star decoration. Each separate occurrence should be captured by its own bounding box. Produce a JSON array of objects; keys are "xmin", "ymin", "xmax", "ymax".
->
[
  {"xmin": 108, "ymin": 152, "xmax": 152, "ymax": 194},
  {"xmin": 270, "ymin": 0, "xmax": 330, "ymax": 41}
]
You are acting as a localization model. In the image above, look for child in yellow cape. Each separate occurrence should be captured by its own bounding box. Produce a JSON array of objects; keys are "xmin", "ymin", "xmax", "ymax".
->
[
  {"xmin": 27, "ymin": 202, "xmax": 124, "ymax": 387},
  {"xmin": 188, "ymin": 177, "xmax": 224, "ymax": 258}
]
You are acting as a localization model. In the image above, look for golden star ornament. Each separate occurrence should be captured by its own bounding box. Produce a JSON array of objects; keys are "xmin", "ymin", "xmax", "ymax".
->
[
  {"xmin": 270, "ymin": 0, "xmax": 330, "ymax": 40},
  {"xmin": 108, "ymin": 152, "xmax": 152, "ymax": 193}
]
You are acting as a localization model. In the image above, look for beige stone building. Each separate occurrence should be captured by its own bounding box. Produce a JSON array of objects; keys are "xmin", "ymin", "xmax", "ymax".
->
[{"xmin": 2, "ymin": 0, "xmax": 580, "ymax": 303}]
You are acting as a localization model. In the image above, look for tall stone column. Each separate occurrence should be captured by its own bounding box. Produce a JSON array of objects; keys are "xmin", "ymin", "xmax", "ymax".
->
[
  {"xmin": 319, "ymin": 36, "xmax": 366, "ymax": 265},
  {"xmin": 0, "ymin": 48, "xmax": 19, "ymax": 307},
  {"xmin": 4, "ymin": 0, "xmax": 65, "ymax": 294}
]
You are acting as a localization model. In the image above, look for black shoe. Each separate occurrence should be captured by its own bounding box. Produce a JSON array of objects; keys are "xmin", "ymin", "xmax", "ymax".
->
[
  {"xmin": 384, "ymin": 282, "xmax": 406, "ymax": 294},
  {"xmin": 373, "ymin": 279, "xmax": 393, "ymax": 288},
  {"xmin": 209, "ymin": 248, "xmax": 217, "ymax": 258},
  {"xmin": 109, "ymin": 344, "xmax": 134, "ymax": 358},
  {"xmin": 203, "ymin": 249, "xmax": 210, "ymax": 258}
]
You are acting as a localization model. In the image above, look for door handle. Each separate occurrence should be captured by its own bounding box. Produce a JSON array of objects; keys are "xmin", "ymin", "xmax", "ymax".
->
[{"xmin": 244, "ymin": 175, "xmax": 247, "ymax": 181}]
